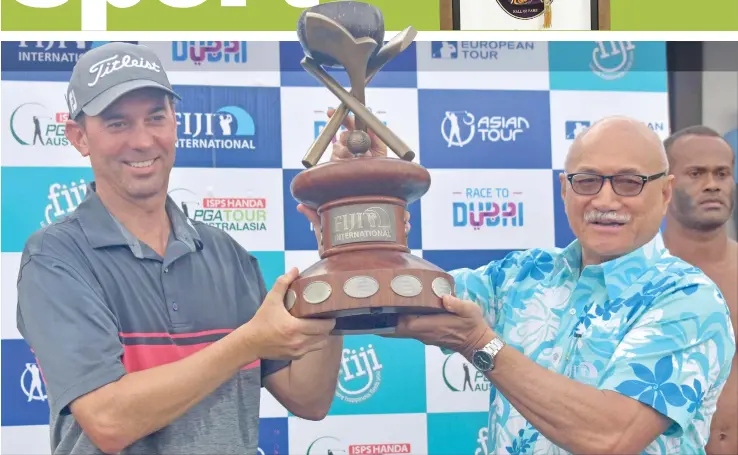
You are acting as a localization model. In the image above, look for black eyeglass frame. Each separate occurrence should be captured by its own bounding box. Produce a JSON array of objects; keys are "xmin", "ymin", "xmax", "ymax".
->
[{"xmin": 565, "ymin": 171, "xmax": 668, "ymax": 197}]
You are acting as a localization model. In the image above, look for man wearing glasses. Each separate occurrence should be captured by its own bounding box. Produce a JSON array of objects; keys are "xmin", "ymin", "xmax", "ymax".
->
[{"xmin": 301, "ymin": 115, "xmax": 735, "ymax": 454}]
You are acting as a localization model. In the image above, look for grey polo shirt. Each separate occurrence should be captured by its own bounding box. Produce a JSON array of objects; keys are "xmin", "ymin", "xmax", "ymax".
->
[{"xmin": 16, "ymin": 182, "xmax": 289, "ymax": 455}]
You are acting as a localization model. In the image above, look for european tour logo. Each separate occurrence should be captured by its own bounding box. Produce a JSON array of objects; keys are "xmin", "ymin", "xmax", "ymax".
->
[{"xmin": 2, "ymin": 0, "xmax": 441, "ymax": 31}]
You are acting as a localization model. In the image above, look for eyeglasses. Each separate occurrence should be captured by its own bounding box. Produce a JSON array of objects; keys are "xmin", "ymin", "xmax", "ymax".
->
[{"xmin": 565, "ymin": 171, "xmax": 667, "ymax": 197}]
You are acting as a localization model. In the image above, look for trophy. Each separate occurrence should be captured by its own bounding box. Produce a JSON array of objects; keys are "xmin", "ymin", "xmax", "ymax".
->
[{"xmin": 285, "ymin": 1, "xmax": 455, "ymax": 335}]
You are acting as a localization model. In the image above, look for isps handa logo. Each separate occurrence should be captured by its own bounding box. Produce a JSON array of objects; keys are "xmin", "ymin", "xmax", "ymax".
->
[
  {"xmin": 10, "ymin": 102, "xmax": 70, "ymax": 147},
  {"xmin": 168, "ymin": 188, "xmax": 267, "ymax": 233},
  {"xmin": 41, "ymin": 179, "xmax": 88, "ymax": 227},
  {"xmin": 439, "ymin": 347, "xmax": 490, "ymax": 393},
  {"xmin": 452, "ymin": 187, "xmax": 524, "ymax": 230},
  {"xmin": 335, "ymin": 343, "xmax": 383, "ymax": 404},
  {"xmin": 441, "ymin": 111, "xmax": 529, "ymax": 148},
  {"xmin": 175, "ymin": 105, "xmax": 256, "ymax": 151},
  {"xmin": 306, "ymin": 436, "xmax": 411, "ymax": 455}
]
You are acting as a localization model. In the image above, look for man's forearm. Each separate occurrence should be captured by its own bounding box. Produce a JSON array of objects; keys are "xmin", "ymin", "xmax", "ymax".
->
[
  {"xmin": 480, "ymin": 345, "xmax": 657, "ymax": 454},
  {"xmin": 283, "ymin": 336, "xmax": 344, "ymax": 419},
  {"xmin": 73, "ymin": 327, "xmax": 258, "ymax": 453}
]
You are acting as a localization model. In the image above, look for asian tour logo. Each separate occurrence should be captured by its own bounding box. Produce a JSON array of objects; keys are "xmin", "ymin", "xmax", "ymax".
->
[
  {"xmin": 41, "ymin": 179, "xmax": 88, "ymax": 227},
  {"xmin": 590, "ymin": 41, "xmax": 636, "ymax": 81},
  {"xmin": 10, "ymin": 102, "xmax": 70, "ymax": 147},
  {"xmin": 21, "ymin": 362, "xmax": 47, "ymax": 403},
  {"xmin": 431, "ymin": 41, "xmax": 535, "ymax": 61},
  {"xmin": 168, "ymin": 188, "xmax": 267, "ymax": 232},
  {"xmin": 439, "ymin": 347, "xmax": 490, "ymax": 393},
  {"xmin": 172, "ymin": 41, "xmax": 247, "ymax": 65},
  {"xmin": 441, "ymin": 111, "xmax": 529, "ymax": 148},
  {"xmin": 176, "ymin": 105, "xmax": 256, "ymax": 151},
  {"xmin": 453, "ymin": 187, "xmax": 524, "ymax": 230},
  {"xmin": 306, "ymin": 436, "xmax": 411, "ymax": 455},
  {"xmin": 335, "ymin": 343, "xmax": 383, "ymax": 404}
]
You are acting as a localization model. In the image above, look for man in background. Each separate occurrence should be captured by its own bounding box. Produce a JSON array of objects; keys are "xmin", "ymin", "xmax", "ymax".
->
[{"xmin": 663, "ymin": 125, "xmax": 737, "ymax": 455}]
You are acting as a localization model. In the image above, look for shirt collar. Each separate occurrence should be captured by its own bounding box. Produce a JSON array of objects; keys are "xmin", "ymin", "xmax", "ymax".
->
[
  {"xmin": 555, "ymin": 231, "xmax": 667, "ymax": 300},
  {"xmin": 75, "ymin": 181, "xmax": 203, "ymax": 257}
]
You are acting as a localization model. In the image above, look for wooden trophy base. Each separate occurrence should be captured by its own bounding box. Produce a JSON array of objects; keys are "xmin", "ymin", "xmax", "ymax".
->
[{"xmin": 287, "ymin": 157, "xmax": 455, "ymax": 335}]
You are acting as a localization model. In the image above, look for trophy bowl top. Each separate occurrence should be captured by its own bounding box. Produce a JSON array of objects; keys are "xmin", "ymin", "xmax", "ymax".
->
[
  {"xmin": 297, "ymin": 1, "xmax": 385, "ymax": 69},
  {"xmin": 290, "ymin": 157, "xmax": 430, "ymax": 209}
]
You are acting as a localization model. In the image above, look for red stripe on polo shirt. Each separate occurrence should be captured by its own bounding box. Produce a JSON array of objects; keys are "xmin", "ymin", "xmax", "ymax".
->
[{"xmin": 118, "ymin": 330, "xmax": 260, "ymax": 373}]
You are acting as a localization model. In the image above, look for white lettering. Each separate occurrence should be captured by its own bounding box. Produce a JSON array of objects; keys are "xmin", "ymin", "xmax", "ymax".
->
[{"xmin": 88, "ymin": 54, "xmax": 161, "ymax": 87}]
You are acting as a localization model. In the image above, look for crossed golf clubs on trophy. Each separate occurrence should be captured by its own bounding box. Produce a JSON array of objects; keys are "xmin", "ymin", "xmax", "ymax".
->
[{"xmin": 297, "ymin": 2, "xmax": 417, "ymax": 168}]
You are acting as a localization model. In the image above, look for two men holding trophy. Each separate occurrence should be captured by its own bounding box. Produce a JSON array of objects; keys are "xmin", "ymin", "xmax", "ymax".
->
[{"xmin": 15, "ymin": 1, "xmax": 733, "ymax": 454}]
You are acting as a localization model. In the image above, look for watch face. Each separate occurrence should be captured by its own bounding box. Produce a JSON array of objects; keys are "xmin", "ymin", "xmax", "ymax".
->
[{"xmin": 473, "ymin": 350, "xmax": 493, "ymax": 370}]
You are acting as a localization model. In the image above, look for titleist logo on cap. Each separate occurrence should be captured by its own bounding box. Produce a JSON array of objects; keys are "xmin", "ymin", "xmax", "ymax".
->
[{"xmin": 88, "ymin": 54, "xmax": 162, "ymax": 87}]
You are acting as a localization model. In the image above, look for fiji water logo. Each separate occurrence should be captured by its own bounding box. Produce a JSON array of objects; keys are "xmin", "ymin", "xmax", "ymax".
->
[
  {"xmin": 168, "ymin": 187, "xmax": 267, "ymax": 232},
  {"xmin": 313, "ymin": 107, "xmax": 386, "ymax": 143},
  {"xmin": 41, "ymin": 179, "xmax": 88, "ymax": 227},
  {"xmin": 21, "ymin": 362, "xmax": 47, "ymax": 403},
  {"xmin": 172, "ymin": 41, "xmax": 247, "ymax": 65},
  {"xmin": 475, "ymin": 427, "xmax": 489, "ymax": 455},
  {"xmin": 441, "ymin": 111, "xmax": 529, "ymax": 148},
  {"xmin": 590, "ymin": 41, "xmax": 636, "ymax": 81},
  {"xmin": 432, "ymin": 41, "xmax": 535, "ymax": 61},
  {"xmin": 453, "ymin": 187, "xmax": 524, "ymax": 230},
  {"xmin": 440, "ymin": 347, "xmax": 490, "ymax": 393},
  {"xmin": 335, "ymin": 344, "xmax": 382, "ymax": 404},
  {"xmin": 176, "ymin": 105, "xmax": 255, "ymax": 151},
  {"xmin": 10, "ymin": 103, "xmax": 70, "ymax": 147},
  {"xmin": 306, "ymin": 436, "xmax": 411, "ymax": 455}
]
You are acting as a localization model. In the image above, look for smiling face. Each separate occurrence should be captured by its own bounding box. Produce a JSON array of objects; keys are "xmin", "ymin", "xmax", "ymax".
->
[
  {"xmin": 667, "ymin": 134, "xmax": 735, "ymax": 231},
  {"xmin": 560, "ymin": 118, "xmax": 673, "ymax": 266},
  {"xmin": 65, "ymin": 87, "xmax": 178, "ymax": 203}
]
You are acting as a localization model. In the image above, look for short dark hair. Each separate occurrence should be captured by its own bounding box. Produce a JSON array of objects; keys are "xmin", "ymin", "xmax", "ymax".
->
[
  {"xmin": 663, "ymin": 125, "xmax": 733, "ymax": 167},
  {"xmin": 663, "ymin": 125, "xmax": 723, "ymax": 151}
]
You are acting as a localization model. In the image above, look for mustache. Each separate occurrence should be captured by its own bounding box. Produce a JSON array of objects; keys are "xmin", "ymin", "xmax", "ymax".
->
[{"xmin": 584, "ymin": 210, "xmax": 631, "ymax": 223}]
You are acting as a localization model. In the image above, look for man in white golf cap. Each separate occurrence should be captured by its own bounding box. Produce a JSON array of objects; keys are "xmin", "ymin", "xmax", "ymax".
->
[{"xmin": 17, "ymin": 41, "xmax": 343, "ymax": 455}]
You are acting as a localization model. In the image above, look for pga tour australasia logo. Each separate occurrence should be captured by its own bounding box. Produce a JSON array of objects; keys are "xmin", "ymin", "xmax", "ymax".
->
[
  {"xmin": 335, "ymin": 343, "xmax": 383, "ymax": 404},
  {"xmin": 167, "ymin": 188, "xmax": 268, "ymax": 233},
  {"xmin": 441, "ymin": 111, "xmax": 530, "ymax": 148},
  {"xmin": 9, "ymin": 102, "xmax": 70, "ymax": 147},
  {"xmin": 590, "ymin": 41, "xmax": 636, "ymax": 80},
  {"xmin": 440, "ymin": 347, "xmax": 490, "ymax": 392}
]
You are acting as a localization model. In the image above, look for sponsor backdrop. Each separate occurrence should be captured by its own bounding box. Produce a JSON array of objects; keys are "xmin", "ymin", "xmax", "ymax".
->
[{"xmin": 1, "ymin": 40, "xmax": 670, "ymax": 454}]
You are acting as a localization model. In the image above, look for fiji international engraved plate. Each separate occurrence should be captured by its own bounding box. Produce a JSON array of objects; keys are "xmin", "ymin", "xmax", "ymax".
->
[
  {"xmin": 343, "ymin": 276, "xmax": 380, "ymax": 299},
  {"xmin": 390, "ymin": 275, "xmax": 423, "ymax": 298},
  {"xmin": 303, "ymin": 281, "xmax": 332, "ymax": 304}
]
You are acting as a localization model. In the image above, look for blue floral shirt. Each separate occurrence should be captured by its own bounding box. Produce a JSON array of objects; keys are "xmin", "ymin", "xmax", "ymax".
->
[{"xmin": 451, "ymin": 233, "xmax": 735, "ymax": 455}]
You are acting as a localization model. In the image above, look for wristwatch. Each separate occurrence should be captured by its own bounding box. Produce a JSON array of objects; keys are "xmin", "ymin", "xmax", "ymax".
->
[{"xmin": 471, "ymin": 337, "xmax": 506, "ymax": 372}]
